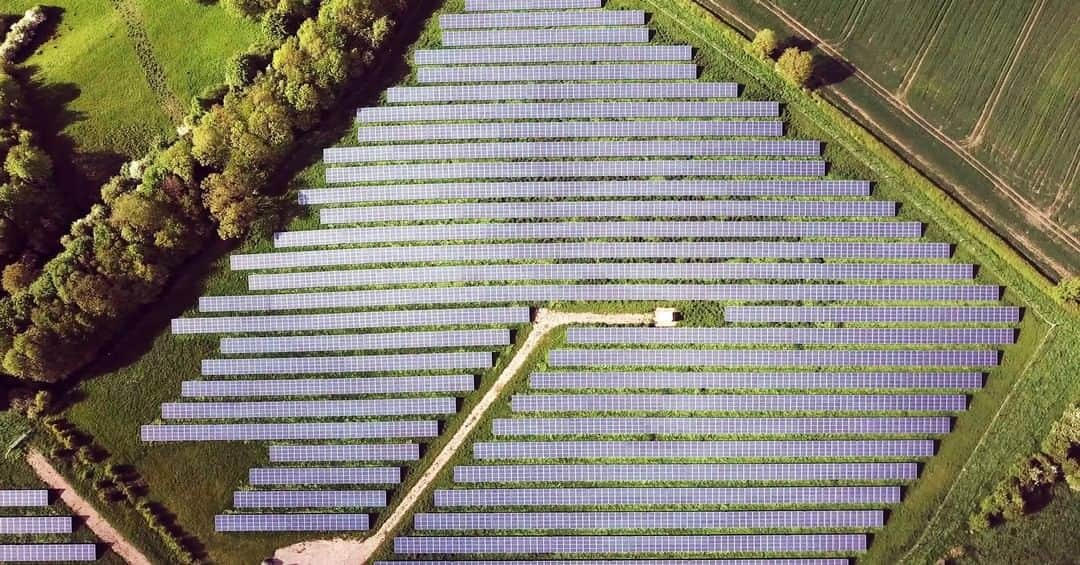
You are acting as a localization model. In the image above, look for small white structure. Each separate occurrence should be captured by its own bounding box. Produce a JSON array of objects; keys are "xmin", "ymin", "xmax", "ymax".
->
[{"xmin": 654, "ymin": 307, "xmax": 679, "ymax": 327}]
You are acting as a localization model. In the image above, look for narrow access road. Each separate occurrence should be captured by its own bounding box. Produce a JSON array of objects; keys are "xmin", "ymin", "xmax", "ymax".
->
[
  {"xmin": 272, "ymin": 308, "xmax": 656, "ymax": 565},
  {"xmin": 27, "ymin": 448, "xmax": 153, "ymax": 565}
]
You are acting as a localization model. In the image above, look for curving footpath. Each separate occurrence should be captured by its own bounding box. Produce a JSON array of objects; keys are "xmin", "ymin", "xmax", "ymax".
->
[
  {"xmin": 27, "ymin": 448, "xmax": 153, "ymax": 565},
  {"xmin": 272, "ymin": 308, "xmax": 655, "ymax": 565}
]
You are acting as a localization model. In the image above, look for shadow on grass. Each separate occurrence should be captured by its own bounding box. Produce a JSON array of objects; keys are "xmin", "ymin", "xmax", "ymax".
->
[
  {"xmin": 7, "ymin": 5, "xmax": 64, "ymax": 64},
  {"xmin": 69, "ymin": 2, "xmax": 443, "ymax": 384},
  {"xmin": 776, "ymin": 35, "xmax": 855, "ymax": 90}
]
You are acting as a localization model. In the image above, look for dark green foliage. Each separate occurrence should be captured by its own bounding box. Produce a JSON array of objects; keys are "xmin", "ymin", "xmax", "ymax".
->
[
  {"xmin": 221, "ymin": 0, "xmax": 276, "ymax": 19},
  {"xmin": 1055, "ymin": 277, "xmax": 1080, "ymax": 305}
]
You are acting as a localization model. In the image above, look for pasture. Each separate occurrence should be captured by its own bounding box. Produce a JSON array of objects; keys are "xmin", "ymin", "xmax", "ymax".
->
[{"xmin": 707, "ymin": 0, "xmax": 1080, "ymax": 280}]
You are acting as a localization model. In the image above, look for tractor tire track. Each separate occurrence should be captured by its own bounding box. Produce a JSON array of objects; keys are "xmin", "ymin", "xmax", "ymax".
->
[
  {"xmin": 109, "ymin": 0, "xmax": 185, "ymax": 124},
  {"xmin": 896, "ymin": 0, "xmax": 954, "ymax": 99}
]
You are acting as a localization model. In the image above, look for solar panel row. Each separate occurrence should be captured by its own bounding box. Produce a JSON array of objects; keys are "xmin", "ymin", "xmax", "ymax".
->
[
  {"xmin": 417, "ymin": 63, "xmax": 698, "ymax": 83},
  {"xmin": 233, "ymin": 490, "xmax": 387, "ymax": 508},
  {"xmin": 317, "ymin": 201, "xmax": 893, "ymax": 225},
  {"xmin": 274, "ymin": 221, "xmax": 919, "ymax": 248},
  {"xmin": 394, "ymin": 534, "xmax": 867, "ymax": 554},
  {"xmin": 219, "ymin": 329, "xmax": 511, "ymax": 354},
  {"xmin": 0, "ymin": 490, "xmax": 49, "ymax": 507},
  {"xmin": 453, "ymin": 463, "xmax": 917, "ymax": 483},
  {"xmin": 440, "ymin": 10, "xmax": 644, "ymax": 29},
  {"xmin": 249, "ymin": 467, "xmax": 401, "ymax": 485},
  {"xmin": 566, "ymin": 327, "xmax": 1013, "ymax": 345},
  {"xmin": 442, "ymin": 28, "xmax": 651, "ymax": 47},
  {"xmin": 434, "ymin": 486, "xmax": 900, "ymax": 507},
  {"xmin": 172, "ymin": 306, "xmax": 530, "ymax": 334},
  {"xmin": 249, "ymin": 263, "xmax": 973, "ymax": 292},
  {"xmin": 356, "ymin": 101, "xmax": 778, "ymax": 123},
  {"xmin": 464, "ymin": 0, "xmax": 601, "ymax": 10},
  {"xmin": 0, "ymin": 544, "xmax": 97, "ymax": 562},
  {"xmin": 141, "ymin": 421, "xmax": 439, "ymax": 441},
  {"xmin": 414, "ymin": 45, "xmax": 691, "ymax": 65},
  {"xmin": 385, "ymin": 82, "xmax": 739, "ymax": 103},
  {"xmin": 354, "ymin": 121, "xmax": 784, "ymax": 142},
  {"xmin": 0, "ymin": 517, "xmax": 73, "ymax": 535},
  {"xmin": 473, "ymin": 439, "xmax": 936, "ymax": 460},
  {"xmin": 200, "ymin": 351, "xmax": 493, "ymax": 376},
  {"xmin": 492, "ymin": 417, "xmax": 951, "ymax": 436},
  {"xmin": 215, "ymin": 513, "xmax": 369, "ymax": 532},
  {"xmin": 270, "ymin": 443, "xmax": 421, "ymax": 462},
  {"xmin": 529, "ymin": 371, "xmax": 983, "ymax": 390},
  {"xmin": 235, "ymin": 242, "xmax": 941, "ymax": 272},
  {"xmin": 512, "ymin": 394, "xmax": 967, "ymax": 413},
  {"xmin": 548, "ymin": 349, "xmax": 999, "ymax": 368},
  {"xmin": 199, "ymin": 284, "xmax": 1001, "ymax": 313},
  {"xmin": 724, "ymin": 306, "xmax": 1021, "ymax": 323},
  {"xmin": 161, "ymin": 397, "xmax": 458, "ymax": 420},
  {"xmin": 414, "ymin": 510, "xmax": 884, "ymax": 530},
  {"xmin": 181, "ymin": 375, "xmax": 476, "ymax": 398},
  {"xmin": 326, "ymin": 159, "xmax": 825, "ymax": 183},
  {"xmin": 375, "ymin": 561, "xmax": 849, "ymax": 565}
]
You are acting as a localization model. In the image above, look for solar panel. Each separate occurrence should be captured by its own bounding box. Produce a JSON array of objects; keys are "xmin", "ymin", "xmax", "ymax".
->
[
  {"xmin": 385, "ymin": 82, "xmax": 739, "ymax": 103},
  {"xmin": 417, "ymin": 63, "xmax": 697, "ymax": 83},
  {"xmin": 249, "ymin": 467, "xmax": 400, "ymax": 485},
  {"xmin": 453, "ymin": 463, "xmax": 917, "ymax": 483},
  {"xmin": 440, "ymin": 11, "xmax": 645, "ymax": 29},
  {"xmin": 433, "ymin": 486, "xmax": 900, "ymax": 507},
  {"xmin": 0, "ymin": 490, "xmax": 49, "ymax": 507},
  {"xmin": 492, "ymin": 417, "xmax": 952, "ymax": 436},
  {"xmin": 249, "ymin": 263, "xmax": 972, "ymax": 292},
  {"xmin": 512, "ymin": 394, "xmax": 967, "ymax": 413},
  {"xmin": 442, "ymin": 28, "xmax": 651, "ymax": 47},
  {"xmin": 724, "ymin": 306, "xmax": 1022, "ymax": 324},
  {"xmin": 326, "ymin": 160, "xmax": 823, "ymax": 183},
  {"xmin": 161, "ymin": 397, "xmax": 458, "ymax": 419},
  {"xmin": 393, "ymin": 534, "xmax": 867, "ymax": 554},
  {"xmin": 316, "ymin": 201, "xmax": 892, "ymax": 225},
  {"xmin": 548, "ymin": 349, "xmax": 1000, "ymax": 368},
  {"xmin": 465, "ymin": 0, "xmax": 602, "ymax": 10},
  {"xmin": 200, "ymin": 351, "xmax": 492, "ymax": 376},
  {"xmin": 414, "ymin": 510, "xmax": 884, "ymax": 531},
  {"xmin": 199, "ymin": 284, "xmax": 1001, "ymax": 313},
  {"xmin": 0, "ymin": 517, "xmax": 73, "ymax": 534},
  {"xmin": 181, "ymin": 375, "xmax": 475, "ymax": 398},
  {"xmin": 270, "ymin": 443, "xmax": 421, "ymax": 462},
  {"xmin": 0, "ymin": 544, "xmax": 97, "ymax": 562},
  {"xmin": 354, "ymin": 121, "xmax": 785, "ymax": 142},
  {"xmin": 356, "ymin": 101, "xmax": 778, "ymax": 123},
  {"xmin": 326, "ymin": 140, "xmax": 819, "ymax": 164},
  {"xmin": 172, "ymin": 306, "xmax": 530, "ymax": 334},
  {"xmin": 473, "ymin": 439, "xmax": 936, "ymax": 460},
  {"xmin": 530, "ymin": 371, "xmax": 984, "ymax": 390},
  {"xmin": 566, "ymin": 327, "xmax": 1014, "ymax": 345},
  {"xmin": 274, "ymin": 221, "xmax": 919, "ymax": 248},
  {"xmin": 141, "ymin": 420, "xmax": 439, "ymax": 441},
  {"xmin": 219, "ymin": 329, "xmax": 511, "ymax": 354},
  {"xmin": 215, "ymin": 513, "xmax": 369, "ymax": 532},
  {"xmin": 414, "ymin": 45, "xmax": 691, "ymax": 65},
  {"xmin": 234, "ymin": 242, "xmax": 940, "ymax": 272},
  {"xmin": 233, "ymin": 490, "xmax": 387, "ymax": 508}
]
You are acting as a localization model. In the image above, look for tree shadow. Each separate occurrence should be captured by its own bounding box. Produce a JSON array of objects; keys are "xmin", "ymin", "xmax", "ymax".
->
[
  {"xmin": 69, "ymin": 2, "xmax": 443, "ymax": 383},
  {"xmin": 776, "ymin": 35, "xmax": 855, "ymax": 90}
]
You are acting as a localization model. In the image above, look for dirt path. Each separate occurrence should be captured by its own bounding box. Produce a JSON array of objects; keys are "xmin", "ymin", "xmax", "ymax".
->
[
  {"xmin": 272, "ymin": 308, "xmax": 655, "ymax": 565},
  {"xmin": 739, "ymin": 0, "xmax": 1080, "ymax": 274},
  {"xmin": 26, "ymin": 449, "xmax": 153, "ymax": 565}
]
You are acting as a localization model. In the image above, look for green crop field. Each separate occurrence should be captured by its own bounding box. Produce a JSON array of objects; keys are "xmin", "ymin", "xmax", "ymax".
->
[{"xmin": 702, "ymin": 0, "xmax": 1080, "ymax": 280}]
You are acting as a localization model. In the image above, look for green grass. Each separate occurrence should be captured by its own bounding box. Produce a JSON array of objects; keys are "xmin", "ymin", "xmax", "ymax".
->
[
  {"xmin": 710, "ymin": 0, "xmax": 1080, "ymax": 279},
  {"xmin": 955, "ymin": 486, "xmax": 1080, "ymax": 564}
]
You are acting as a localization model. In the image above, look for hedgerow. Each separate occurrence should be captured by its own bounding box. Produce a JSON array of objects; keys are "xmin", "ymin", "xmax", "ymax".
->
[
  {"xmin": 0, "ymin": 6, "xmax": 46, "ymax": 63},
  {"xmin": 0, "ymin": 0, "xmax": 408, "ymax": 382}
]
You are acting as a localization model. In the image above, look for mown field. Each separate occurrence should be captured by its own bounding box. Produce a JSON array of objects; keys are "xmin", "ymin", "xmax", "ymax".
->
[{"xmin": 703, "ymin": 0, "xmax": 1080, "ymax": 280}]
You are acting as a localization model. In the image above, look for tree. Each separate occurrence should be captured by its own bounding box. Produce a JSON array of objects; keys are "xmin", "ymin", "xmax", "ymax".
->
[
  {"xmin": 776, "ymin": 47, "xmax": 814, "ymax": 87},
  {"xmin": 221, "ymin": 0, "xmax": 275, "ymax": 19},
  {"xmin": 2, "ymin": 260, "xmax": 36, "ymax": 294},
  {"xmin": 747, "ymin": 28, "xmax": 777, "ymax": 59},
  {"xmin": 4, "ymin": 133, "xmax": 52, "ymax": 184}
]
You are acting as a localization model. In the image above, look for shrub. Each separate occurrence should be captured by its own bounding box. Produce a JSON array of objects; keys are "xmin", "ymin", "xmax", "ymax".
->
[
  {"xmin": 1042, "ymin": 402, "xmax": 1080, "ymax": 490},
  {"xmin": 0, "ymin": 6, "xmax": 47, "ymax": 63},
  {"xmin": 776, "ymin": 47, "xmax": 814, "ymax": 87},
  {"xmin": 2, "ymin": 260, "xmax": 37, "ymax": 294},
  {"xmin": 746, "ymin": 28, "xmax": 777, "ymax": 59},
  {"xmin": 1054, "ymin": 277, "xmax": 1080, "ymax": 305},
  {"xmin": 222, "ymin": 0, "xmax": 276, "ymax": 19}
]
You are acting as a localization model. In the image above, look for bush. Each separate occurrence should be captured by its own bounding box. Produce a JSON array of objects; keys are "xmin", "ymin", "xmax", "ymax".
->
[
  {"xmin": 1054, "ymin": 277, "xmax": 1080, "ymax": 305},
  {"xmin": 746, "ymin": 28, "xmax": 777, "ymax": 59},
  {"xmin": 2, "ymin": 260, "xmax": 37, "ymax": 294},
  {"xmin": 776, "ymin": 47, "xmax": 814, "ymax": 87},
  {"xmin": 1042, "ymin": 402, "xmax": 1080, "ymax": 490},
  {"xmin": 0, "ymin": 6, "xmax": 47, "ymax": 63},
  {"xmin": 221, "ymin": 0, "xmax": 275, "ymax": 19}
]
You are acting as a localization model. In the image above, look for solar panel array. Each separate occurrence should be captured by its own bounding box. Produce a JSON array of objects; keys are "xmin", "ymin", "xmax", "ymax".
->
[
  {"xmin": 0, "ymin": 544, "xmax": 97, "ymax": 562},
  {"xmin": 0, "ymin": 517, "xmax": 72, "ymax": 535},
  {"xmin": 153, "ymin": 0, "xmax": 1019, "ymax": 552},
  {"xmin": 0, "ymin": 491, "xmax": 48, "ymax": 507},
  {"xmin": 0, "ymin": 492, "xmax": 97, "ymax": 562},
  {"xmin": 377, "ymin": 561, "xmax": 849, "ymax": 565}
]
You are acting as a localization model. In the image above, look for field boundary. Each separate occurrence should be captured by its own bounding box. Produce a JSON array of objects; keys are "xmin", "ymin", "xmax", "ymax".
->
[{"xmin": 708, "ymin": 0, "xmax": 1080, "ymax": 278}]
